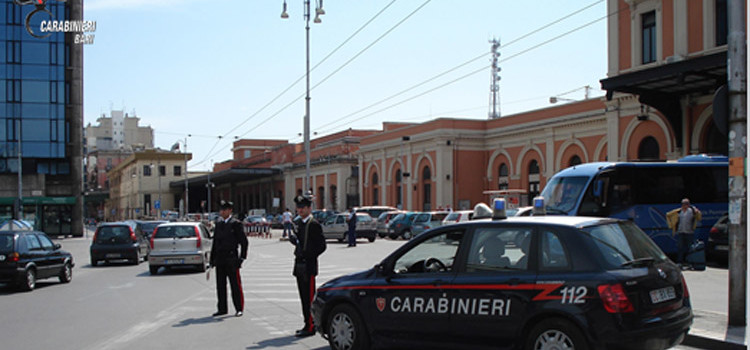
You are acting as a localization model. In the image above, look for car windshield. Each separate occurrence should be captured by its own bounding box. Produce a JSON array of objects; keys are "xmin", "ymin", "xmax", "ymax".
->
[
  {"xmin": 581, "ymin": 221, "xmax": 667, "ymax": 269},
  {"xmin": 414, "ymin": 213, "xmax": 430, "ymax": 222},
  {"xmin": 431, "ymin": 213, "xmax": 448, "ymax": 221},
  {"xmin": 0, "ymin": 234, "xmax": 13, "ymax": 252},
  {"xmin": 540, "ymin": 176, "xmax": 589, "ymax": 214},
  {"xmin": 154, "ymin": 226, "xmax": 196, "ymax": 239},
  {"xmin": 95, "ymin": 226, "xmax": 131, "ymax": 244},
  {"xmin": 141, "ymin": 222, "xmax": 165, "ymax": 233},
  {"xmin": 445, "ymin": 212, "xmax": 460, "ymax": 221},
  {"xmin": 392, "ymin": 213, "xmax": 406, "ymax": 221}
]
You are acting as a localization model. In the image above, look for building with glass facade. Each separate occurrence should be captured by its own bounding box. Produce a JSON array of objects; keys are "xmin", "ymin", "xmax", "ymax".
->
[{"xmin": 0, "ymin": 0, "xmax": 83, "ymax": 236}]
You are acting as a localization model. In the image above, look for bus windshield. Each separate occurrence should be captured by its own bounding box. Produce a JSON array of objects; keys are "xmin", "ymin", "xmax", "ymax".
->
[{"xmin": 540, "ymin": 176, "xmax": 589, "ymax": 214}]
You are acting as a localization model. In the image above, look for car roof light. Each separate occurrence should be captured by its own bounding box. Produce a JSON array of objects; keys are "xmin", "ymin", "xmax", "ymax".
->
[
  {"xmin": 472, "ymin": 203, "xmax": 492, "ymax": 220},
  {"xmin": 533, "ymin": 196, "xmax": 546, "ymax": 216},
  {"xmin": 492, "ymin": 198, "xmax": 507, "ymax": 220}
]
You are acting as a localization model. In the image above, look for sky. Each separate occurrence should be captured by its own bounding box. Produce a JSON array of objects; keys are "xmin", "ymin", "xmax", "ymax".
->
[{"xmin": 83, "ymin": 0, "xmax": 609, "ymax": 171}]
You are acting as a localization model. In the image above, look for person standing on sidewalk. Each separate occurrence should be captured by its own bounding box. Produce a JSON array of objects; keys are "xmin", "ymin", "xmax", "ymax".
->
[
  {"xmin": 346, "ymin": 208, "xmax": 357, "ymax": 247},
  {"xmin": 209, "ymin": 200, "xmax": 248, "ymax": 317},
  {"xmin": 282, "ymin": 208, "xmax": 293, "ymax": 238},
  {"xmin": 289, "ymin": 193, "xmax": 326, "ymax": 337},
  {"xmin": 666, "ymin": 198, "xmax": 702, "ymax": 266}
]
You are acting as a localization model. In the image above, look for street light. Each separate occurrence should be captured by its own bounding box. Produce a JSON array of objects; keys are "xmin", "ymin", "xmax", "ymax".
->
[
  {"xmin": 171, "ymin": 136, "xmax": 191, "ymax": 218},
  {"xmin": 281, "ymin": 0, "xmax": 325, "ymax": 194}
]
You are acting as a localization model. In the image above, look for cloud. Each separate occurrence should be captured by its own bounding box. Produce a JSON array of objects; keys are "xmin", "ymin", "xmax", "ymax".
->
[{"xmin": 85, "ymin": 0, "xmax": 196, "ymax": 12}]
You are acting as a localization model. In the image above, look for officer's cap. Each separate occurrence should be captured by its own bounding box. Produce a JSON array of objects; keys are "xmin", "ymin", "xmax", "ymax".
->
[
  {"xmin": 219, "ymin": 200, "xmax": 234, "ymax": 210},
  {"xmin": 294, "ymin": 194, "xmax": 312, "ymax": 208}
]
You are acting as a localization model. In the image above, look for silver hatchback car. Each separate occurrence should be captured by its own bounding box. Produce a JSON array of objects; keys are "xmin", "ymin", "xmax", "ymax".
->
[{"xmin": 148, "ymin": 222, "xmax": 212, "ymax": 275}]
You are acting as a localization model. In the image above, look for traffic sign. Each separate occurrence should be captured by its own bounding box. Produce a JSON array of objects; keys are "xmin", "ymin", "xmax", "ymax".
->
[{"xmin": 155, "ymin": 200, "xmax": 161, "ymax": 209}]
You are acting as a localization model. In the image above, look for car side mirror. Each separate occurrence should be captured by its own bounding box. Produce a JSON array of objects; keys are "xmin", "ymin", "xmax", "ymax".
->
[
  {"xmin": 376, "ymin": 262, "xmax": 392, "ymax": 278},
  {"xmin": 54, "ymin": 243, "xmax": 61, "ymax": 250}
]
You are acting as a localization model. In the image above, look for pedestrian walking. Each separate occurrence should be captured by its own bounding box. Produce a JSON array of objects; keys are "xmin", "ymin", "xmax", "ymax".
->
[
  {"xmin": 346, "ymin": 208, "xmax": 357, "ymax": 247},
  {"xmin": 282, "ymin": 208, "xmax": 293, "ymax": 238},
  {"xmin": 289, "ymin": 193, "xmax": 326, "ymax": 337},
  {"xmin": 666, "ymin": 198, "xmax": 702, "ymax": 267},
  {"xmin": 209, "ymin": 200, "xmax": 248, "ymax": 317}
]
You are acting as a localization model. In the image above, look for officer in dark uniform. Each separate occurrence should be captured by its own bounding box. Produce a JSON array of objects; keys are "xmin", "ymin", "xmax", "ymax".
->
[
  {"xmin": 209, "ymin": 200, "xmax": 248, "ymax": 317},
  {"xmin": 289, "ymin": 193, "xmax": 326, "ymax": 337}
]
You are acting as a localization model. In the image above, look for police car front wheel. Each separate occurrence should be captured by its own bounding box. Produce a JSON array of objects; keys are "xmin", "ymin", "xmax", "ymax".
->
[
  {"xmin": 327, "ymin": 304, "xmax": 370, "ymax": 350},
  {"xmin": 526, "ymin": 318, "xmax": 589, "ymax": 350}
]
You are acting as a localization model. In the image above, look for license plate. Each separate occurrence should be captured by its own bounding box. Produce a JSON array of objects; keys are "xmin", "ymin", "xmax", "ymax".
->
[
  {"xmin": 165, "ymin": 259, "xmax": 184, "ymax": 265},
  {"xmin": 650, "ymin": 286, "xmax": 676, "ymax": 304},
  {"xmin": 106, "ymin": 253, "xmax": 121, "ymax": 258},
  {"xmin": 715, "ymin": 245, "xmax": 729, "ymax": 251}
]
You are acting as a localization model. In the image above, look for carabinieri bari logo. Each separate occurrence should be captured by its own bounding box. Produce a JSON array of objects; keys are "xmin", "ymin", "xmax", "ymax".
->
[{"xmin": 13, "ymin": 0, "xmax": 96, "ymax": 44}]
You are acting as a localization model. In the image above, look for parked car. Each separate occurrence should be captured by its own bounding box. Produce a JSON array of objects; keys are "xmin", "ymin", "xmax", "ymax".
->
[
  {"xmin": 410, "ymin": 211, "xmax": 450, "ymax": 237},
  {"xmin": 0, "ymin": 229, "xmax": 74, "ymax": 291},
  {"xmin": 322, "ymin": 213, "xmax": 377, "ymax": 243},
  {"xmin": 244, "ymin": 215, "xmax": 269, "ymax": 228},
  {"xmin": 442, "ymin": 210, "xmax": 473, "ymax": 225},
  {"xmin": 707, "ymin": 214, "xmax": 728, "ymax": 263},
  {"xmin": 385, "ymin": 212, "xmax": 418, "ymax": 240},
  {"xmin": 148, "ymin": 222, "xmax": 212, "ymax": 275},
  {"xmin": 354, "ymin": 206, "xmax": 398, "ymax": 222},
  {"xmin": 376, "ymin": 211, "xmax": 404, "ymax": 238},
  {"xmin": 90, "ymin": 222, "xmax": 150, "ymax": 266}
]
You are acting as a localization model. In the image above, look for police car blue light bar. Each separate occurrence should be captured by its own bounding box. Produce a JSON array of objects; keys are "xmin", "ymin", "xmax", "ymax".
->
[
  {"xmin": 532, "ymin": 196, "xmax": 546, "ymax": 216},
  {"xmin": 492, "ymin": 198, "xmax": 507, "ymax": 220}
]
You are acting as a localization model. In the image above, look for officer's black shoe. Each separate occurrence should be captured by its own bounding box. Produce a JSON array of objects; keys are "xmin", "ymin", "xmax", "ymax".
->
[
  {"xmin": 295, "ymin": 328, "xmax": 315, "ymax": 337},
  {"xmin": 212, "ymin": 311, "xmax": 228, "ymax": 317},
  {"xmin": 235, "ymin": 311, "xmax": 243, "ymax": 317}
]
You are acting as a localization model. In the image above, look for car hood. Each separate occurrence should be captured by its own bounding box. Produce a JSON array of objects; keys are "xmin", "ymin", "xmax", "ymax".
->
[{"xmin": 319, "ymin": 268, "xmax": 377, "ymax": 290}]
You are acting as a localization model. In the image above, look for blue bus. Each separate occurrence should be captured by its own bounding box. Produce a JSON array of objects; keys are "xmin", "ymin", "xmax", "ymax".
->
[{"xmin": 539, "ymin": 156, "xmax": 728, "ymax": 255}]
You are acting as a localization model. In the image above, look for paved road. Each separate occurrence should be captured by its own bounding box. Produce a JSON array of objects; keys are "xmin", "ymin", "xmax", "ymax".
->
[{"xmin": 0, "ymin": 229, "xmax": 723, "ymax": 349}]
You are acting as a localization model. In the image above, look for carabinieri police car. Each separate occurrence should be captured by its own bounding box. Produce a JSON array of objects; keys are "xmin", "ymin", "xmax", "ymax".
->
[{"xmin": 311, "ymin": 198, "xmax": 692, "ymax": 350}]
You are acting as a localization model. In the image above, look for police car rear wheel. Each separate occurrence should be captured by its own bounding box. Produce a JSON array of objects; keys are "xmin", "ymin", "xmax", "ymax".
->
[
  {"xmin": 327, "ymin": 304, "xmax": 369, "ymax": 350},
  {"xmin": 527, "ymin": 318, "xmax": 588, "ymax": 350}
]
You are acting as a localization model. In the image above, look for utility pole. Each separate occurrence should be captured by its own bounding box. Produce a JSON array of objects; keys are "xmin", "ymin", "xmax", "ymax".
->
[
  {"xmin": 727, "ymin": 0, "xmax": 746, "ymax": 327},
  {"xmin": 488, "ymin": 38, "xmax": 501, "ymax": 119},
  {"xmin": 16, "ymin": 121, "xmax": 22, "ymax": 221},
  {"xmin": 184, "ymin": 137, "xmax": 189, "ymax": 218}
]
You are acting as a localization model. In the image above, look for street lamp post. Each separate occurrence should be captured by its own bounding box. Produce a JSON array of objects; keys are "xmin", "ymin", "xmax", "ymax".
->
[
  {"xmin": 206, "ymin": 160, "xmax": 215, "ymax": 214},
  {"xmin": 281, "ymin": 0, "xmax": 325, "ymax": 193}
]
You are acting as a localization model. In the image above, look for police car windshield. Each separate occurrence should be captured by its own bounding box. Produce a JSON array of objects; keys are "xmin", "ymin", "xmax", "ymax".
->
[
  {"xmin": 581, "ymin": 221, "xmax": 666, "ymax": 269},
  {"xmin": 540, "ymin": 176, "xmax": 588, "ymax": 213}
]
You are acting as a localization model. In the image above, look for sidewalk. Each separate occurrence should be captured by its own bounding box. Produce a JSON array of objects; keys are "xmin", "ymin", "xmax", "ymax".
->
[{"xmin": 683, "ymin": 307, "xmax": 747, "ymax": 349}]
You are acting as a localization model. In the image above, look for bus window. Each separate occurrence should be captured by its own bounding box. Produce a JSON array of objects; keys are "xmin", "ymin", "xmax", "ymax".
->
[{"xmin": 541, "ymin": 176, "xmax": 588, "ymax": 214}]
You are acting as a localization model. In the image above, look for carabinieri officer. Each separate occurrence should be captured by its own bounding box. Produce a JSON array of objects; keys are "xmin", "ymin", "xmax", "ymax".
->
[
  {"xmin": 290, "ymin": 193, "xmax": 326, "ymax": 337},
  {"xmin": 209, "ymin": 200, "xmax": 248, "ymax": 317}
]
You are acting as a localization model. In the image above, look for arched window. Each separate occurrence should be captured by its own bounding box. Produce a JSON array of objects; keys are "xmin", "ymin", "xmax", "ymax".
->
[
  {"xmin": 638, "ymin": 136, "xmax": 660, "ymax": 160},
  {"xmin": 528, "ymin": 160, "xmax": 540, "ymax": 205},
  {"xmin": 372, "ymin": 172, "xmax": 379, "ymax": 205},
  {"xmin": 395, "ymin": 169, "xmax": 403, "ymax": 208},
  {"xmin": 569, "ymin": 155, "xmax": 582, "ymax": 167},
  {"xmin": 498, "ymin": 163, "xmax": 509, "ymax": 190},
  {"xmin": 329, "ymin": 185, "xmax": 337, "ymax": 211},
  {"xmin": 422, "ymin": 166, "xmax": 432, "ymax": 211},
  {"xmin": 318, "ymin": 186, "xmax": 325, "ymax": 208}
]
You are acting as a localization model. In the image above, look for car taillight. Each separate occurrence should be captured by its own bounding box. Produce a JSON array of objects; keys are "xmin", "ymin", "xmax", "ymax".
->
[
  {"xmin": 456, "ymin": 213, "xmax": 462, "ymax": 221},
  {"xmin": 194, "ymin": 226, "xmax": 202, "ymax": 249},
  {"xmin": 681, "ymin": 275, "xmax": 690, "ymax": 299},
  {"xmin": 396, "ymin": 223, "xmax": 402, "ymax": 228},
  {"xmin": 597, "ymin": 283, "xmax": 634, "ymax": 313},
  {"xmin": 150, "ymin": 230, "xmax": 156, "ymax": 249},
  {"xmin": 9, "ymin": 252, "xmax": 19, "ymax": 262},
  {"xmin": 129, "ymin": 227, "xmax": 138, "ymax": 243},
  {"xmin": 710, "ymin": 227, "xmax": 719, "ymax": 236},
  {"xmin": 92, "ymin": 230, "xmax": 99, "ymax": 242}
]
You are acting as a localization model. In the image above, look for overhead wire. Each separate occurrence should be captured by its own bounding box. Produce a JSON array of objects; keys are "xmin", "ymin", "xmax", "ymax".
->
[
  {"xmin": 316, "ymin": 0, "xmax": 612, "ymax": 134},
  {"xmin": 194, "ymin": 0, "xmax": 432, "ymax": 167}
]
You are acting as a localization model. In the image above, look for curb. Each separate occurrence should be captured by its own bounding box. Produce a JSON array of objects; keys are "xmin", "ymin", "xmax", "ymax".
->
[{"xmin": 683, "ymin": 333, "xmax": 747, "ymax": 350}]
